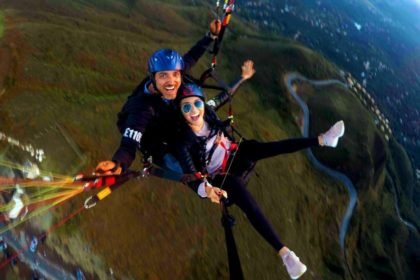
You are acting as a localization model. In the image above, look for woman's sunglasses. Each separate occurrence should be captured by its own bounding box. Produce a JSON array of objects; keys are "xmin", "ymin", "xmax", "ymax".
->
[{"xmin": 181, "ymin": 99, "xmax": 204, "ymax": 114}]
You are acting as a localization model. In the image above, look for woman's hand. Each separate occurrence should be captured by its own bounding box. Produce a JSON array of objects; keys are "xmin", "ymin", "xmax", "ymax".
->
[
  {"xmin": 241, "ymin": 60, "xmax": 256, "ymax": 80},
  {"xmin": 94, "ymin": 160, "xmax": 122, "ymax": 176},
  {"xmin": 205, "ymin": 185, "xmax": 228, "ymax": 204}
]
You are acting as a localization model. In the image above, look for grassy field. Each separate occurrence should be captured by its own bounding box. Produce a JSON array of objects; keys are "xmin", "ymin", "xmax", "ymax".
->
[
  {"xmin": 0, "ymin": 10, "xmax": 4, "ymax": 39},
  {"xmin": 0, "ymin": 0, "xmax": 418, "ymax": 279}
]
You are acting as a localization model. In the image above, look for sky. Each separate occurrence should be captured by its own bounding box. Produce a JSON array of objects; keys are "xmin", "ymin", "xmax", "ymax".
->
[{"xmin": 411, "ymin": 0, "xmax": 420, "ymax": 7}]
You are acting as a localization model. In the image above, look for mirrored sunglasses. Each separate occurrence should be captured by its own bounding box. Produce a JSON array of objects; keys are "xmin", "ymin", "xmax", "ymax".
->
[{"xmin": 181, "ymin": 99, "xmax": 204, "ymax": 114}]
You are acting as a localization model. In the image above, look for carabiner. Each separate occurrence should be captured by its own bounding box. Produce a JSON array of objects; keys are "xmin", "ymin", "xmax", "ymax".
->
[
  {"xmin": 141, "ymin": 166, "xmax": 150, "ymax": 178},
  {"xmin": 84, "ymin": 196, "xmax": 98, "ymax": 209}
]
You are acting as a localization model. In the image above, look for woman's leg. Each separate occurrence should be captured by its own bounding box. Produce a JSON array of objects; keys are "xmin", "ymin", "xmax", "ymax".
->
[
  {"xmin": 239, "ymin": 138, "xmax": 319, "ymax": 162},
  {"xmin": 213, "ymin": 176, "xmax": 308, "ymax": 278},
  {"xmin": 213, "ymin": 175, "xmax": 284, "ymax": 252},
  {"xmin": 228, "ymin": 138, "xmax": 318, "ymax": 178}
]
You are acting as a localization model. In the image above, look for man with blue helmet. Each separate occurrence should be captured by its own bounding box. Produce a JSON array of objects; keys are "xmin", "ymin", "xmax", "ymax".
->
[
  {"xmin": 95, "ymin": 20, "xmax": 222, "ymax": 174},
  {"xmin": 146, "ymin": 48, "xmax": 185, "ymax": 100}
]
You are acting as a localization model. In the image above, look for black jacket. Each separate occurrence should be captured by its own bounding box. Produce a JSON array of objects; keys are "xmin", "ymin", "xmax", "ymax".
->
[
  {"xmin": 175, "ymin": 107, "xmax": 235, "ymax": 193},
  {"xmin": 113, "ymin": 83, "xmax": 180, "ymax": 170}
]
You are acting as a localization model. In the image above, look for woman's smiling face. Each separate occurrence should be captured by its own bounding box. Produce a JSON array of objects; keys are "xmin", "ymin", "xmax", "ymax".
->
[{"xmin": 180, "ymin": 96, "xmax": 205, "ymax": 129}]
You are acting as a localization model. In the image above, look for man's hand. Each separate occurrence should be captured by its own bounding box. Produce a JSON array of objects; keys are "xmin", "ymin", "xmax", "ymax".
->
[
  {"xmin": 241, "ymin": 60, "xmax": 256, "ymax": 80},
  {"xmin": 209, "ymin": 19, "xmax": 221, "ymax": 37},
  {"xmin": 205, "ymin": 185, "xmax": 228, "ymax": 204},
  {"xmin": 94, "ymin": 160, "xmax": 122, "ymax": 176}
]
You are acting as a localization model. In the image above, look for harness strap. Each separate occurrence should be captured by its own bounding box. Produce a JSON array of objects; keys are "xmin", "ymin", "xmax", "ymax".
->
[
  {"xmin": 220, "ymin": 142, "xmax": 238, "ymax": 172},
  {"xmin": 206, "ymin": 131, "xmax": 222, "ymax": 165}
]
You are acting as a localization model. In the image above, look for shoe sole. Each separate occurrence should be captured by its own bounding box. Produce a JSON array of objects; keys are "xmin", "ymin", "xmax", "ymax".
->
[
  {"xmin": 329, "ymin": 121, "xmax": 345, "ymax": 147},
  {"xmin": 291, "ymin": 264, "xmax": 307, "ymax": 279},
  {"xmin": 336, "ymin": 121, "xmax": 345, "ymax": 137}
]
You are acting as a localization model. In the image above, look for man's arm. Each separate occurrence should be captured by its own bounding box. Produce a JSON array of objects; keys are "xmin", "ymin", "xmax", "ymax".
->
[
  {"xmin": 96, "ymin": 96, "xmax": 154, "ymax": 174},
  {"xmin": 113, "ymin": 95, "xmax": 155, "ymax": 170},
  {"xmin": 182, "ymin": 20, "xmax": 221, "ymax": 73}
]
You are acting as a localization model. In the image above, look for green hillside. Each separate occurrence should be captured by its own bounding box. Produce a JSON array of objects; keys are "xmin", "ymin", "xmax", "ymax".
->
[
  {"xmin": 0, "ymin": 0, "xmax": 418, "ymax": 279},
  {"xmin": 293, "ymin": 81, "xmax": 419, "ymax": 279},
  {"xmin": 0, "ymin": 11, "xmax": 4, "ymax": 39}
]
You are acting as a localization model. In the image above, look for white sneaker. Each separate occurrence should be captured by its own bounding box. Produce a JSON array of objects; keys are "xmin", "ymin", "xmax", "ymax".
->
[
  {"xmin": 322, "ymin": 120, "xmax": 345, "ymax": 147},
  {"xmin": 282, "ymin": 251, "xmax": 307, "ymax": 279}
]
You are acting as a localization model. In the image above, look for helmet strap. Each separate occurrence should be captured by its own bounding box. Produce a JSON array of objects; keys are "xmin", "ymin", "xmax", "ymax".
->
[{"xmin": 149, "ymin": 73, "xmax": 158, "ymax": 93}]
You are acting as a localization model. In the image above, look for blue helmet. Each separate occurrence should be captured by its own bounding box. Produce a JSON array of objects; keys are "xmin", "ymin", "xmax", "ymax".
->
[
  {"xmin": 178, "ymin": 83, "xmax": 206, "ymax": 101},
  {"xmin": 148, "ymin": 49, "xmax": 184, "ymax": 73}
]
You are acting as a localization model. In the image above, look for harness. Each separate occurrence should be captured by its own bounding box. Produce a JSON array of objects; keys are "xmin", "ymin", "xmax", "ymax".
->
[
  {"xmin": 198, "ymin": 0, "xmax": 236, "ymax": 122},
  {"xmin": 188, "ymin": 2, "xmax": 245, "ymax": 277},
  {"xmin": 219, "ymin": 140, "xmax": 238, "ymax": 172},
  {"xmin": 205, "ymin": 131, "xmax": 239, "ymax": 174}
]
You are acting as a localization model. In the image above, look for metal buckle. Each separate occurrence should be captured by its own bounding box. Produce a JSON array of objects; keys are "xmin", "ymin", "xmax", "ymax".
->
[{"xmin": 141, "ymin": 166, "xmax": 150, "ymax": 178}]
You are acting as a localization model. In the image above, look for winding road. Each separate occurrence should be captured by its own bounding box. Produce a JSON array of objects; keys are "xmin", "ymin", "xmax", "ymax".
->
[
  {"xmin": 285, "ymin": 72, "xmax": 418, "ymax": 250},
  {"xmin": 388, "ymin": 178, "xmax": 418, "ymax": 233},
  {"xmin": 284, "ymin": 72, "xmax": 357, "ymax": 249}
]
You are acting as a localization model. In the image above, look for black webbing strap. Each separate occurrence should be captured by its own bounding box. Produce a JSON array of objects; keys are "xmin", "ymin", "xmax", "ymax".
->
[{"xmin": 221, "ymin": 197, "xmax": 244, "ymax": 279}]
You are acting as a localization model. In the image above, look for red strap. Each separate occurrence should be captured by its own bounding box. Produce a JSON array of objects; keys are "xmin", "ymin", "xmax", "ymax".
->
[
  {"xmin": 104, "ymin": 176, "xmax": 117, "ymax": 187},
  {"xmin": 91, "ymin": 176, "xmax": 117, "ymax": 189},
  {"xmin": 219, "ymin": 142, "xmax": 238, "ymax": 172}
]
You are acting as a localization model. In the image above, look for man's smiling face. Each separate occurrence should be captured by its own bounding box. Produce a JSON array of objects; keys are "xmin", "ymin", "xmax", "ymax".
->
[{"xmin": 154, "ymin": 70, "xmax": 182, "ymax": 100}]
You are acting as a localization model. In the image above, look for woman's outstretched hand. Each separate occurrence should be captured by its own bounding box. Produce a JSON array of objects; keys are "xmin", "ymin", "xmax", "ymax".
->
[
  {"xmin": 205, "ymin": 185, "xmax": 228, "ymax": 204},
  {"xmin": 241, "ymin": 60, "xmax": 256, "ymax": 80}
]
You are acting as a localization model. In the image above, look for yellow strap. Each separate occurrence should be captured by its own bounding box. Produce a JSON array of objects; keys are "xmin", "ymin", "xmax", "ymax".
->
[
  {"xmin": 225, "ymin": 14, "xmax": 232, "ymax": 24},
  {"xmin": 97, "ymin": 187, "xmax": 112, "ymax": 200}
]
